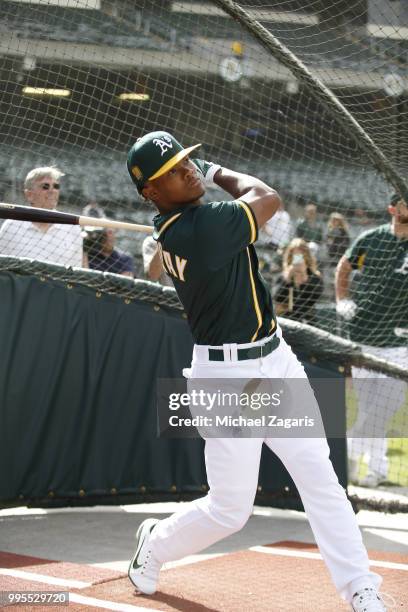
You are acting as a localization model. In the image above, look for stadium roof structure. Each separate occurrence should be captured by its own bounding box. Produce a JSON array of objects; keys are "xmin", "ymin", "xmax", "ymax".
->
[{"xmin": 0, "ymin": 0, "xmax": 407, "ymax": 91}]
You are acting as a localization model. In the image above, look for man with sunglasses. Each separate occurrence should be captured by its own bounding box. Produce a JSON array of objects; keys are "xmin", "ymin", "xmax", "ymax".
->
[{"xmin": 0, "ymin": 166, "xmax": 85, "ymax": 267}]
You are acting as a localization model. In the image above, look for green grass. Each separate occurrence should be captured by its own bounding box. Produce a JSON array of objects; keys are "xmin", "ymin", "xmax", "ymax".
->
[{"xmin": 345, "ymin": 380, "xmax": 408, "ymax": 486}]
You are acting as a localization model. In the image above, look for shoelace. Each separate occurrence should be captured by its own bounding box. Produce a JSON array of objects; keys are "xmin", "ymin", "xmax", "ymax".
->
[
  {"xmin": 140, "ymin": 549, "xmax": 151, "ymax": 575},
  {"xmin": 141, "ymin": 549, "xmax": 160, "ymax": 577},
  {"xmin": 353, "ymin": 589, "xmax": 397, "ymax": 610}
]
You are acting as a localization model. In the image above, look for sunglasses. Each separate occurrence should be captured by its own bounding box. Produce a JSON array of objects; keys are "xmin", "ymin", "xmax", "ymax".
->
[{"xmin": 40, "ymin": 183, "xmax": 60, "ymax": 190}]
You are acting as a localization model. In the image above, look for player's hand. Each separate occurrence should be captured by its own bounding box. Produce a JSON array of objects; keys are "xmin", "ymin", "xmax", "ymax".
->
[
  {"xmin": 336, "ymin": 298, "xmax": 357, "ymax": 321},
  {"xmin": 192, "ymin": 159, "xmax": 221, "ymax": 186}
]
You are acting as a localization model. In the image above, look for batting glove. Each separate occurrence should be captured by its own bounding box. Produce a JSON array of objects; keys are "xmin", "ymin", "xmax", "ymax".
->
[
  {"xmin": 336, "ymin": 298, "xmax": 357, "ymax": 321},
  {"xmin": 192, "ymin": 159, "xmax": 221, "ymax": 186}
]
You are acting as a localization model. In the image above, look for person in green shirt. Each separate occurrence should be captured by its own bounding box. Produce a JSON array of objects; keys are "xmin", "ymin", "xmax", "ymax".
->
[
  {"xmin": 336, "ymin": 194, "xmax": 408, "ymax": 487},
  {"xmin": 295, "ymin": 202, "xmax": 324, "ymax": 244},
  {"xmin": 125, "ymin": 131, "xmax": 384, "ymax": 611}
]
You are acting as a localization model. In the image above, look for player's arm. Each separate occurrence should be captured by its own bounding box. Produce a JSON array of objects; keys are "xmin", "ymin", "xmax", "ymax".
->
[
  {"xmin": 335, "ymin": 255, "xmax": 357, "ymax": 320},
  {"xmin": 146, "ymin": 250, "xmax": 164, "ymax": 281},
  {"xmin": 335, "ymin": 228, "xmax": 371, "ymax": 302},
  {"xmin": 143, "ymin": 238, "xmax": 164, "ymax": 282},
  {"xmin": 335, "ymin": 228, "xmax": 372, "ymax": 319},
  {"xmin": 213, "ymin": 168, "xmax": 281, "ymax": 228},
  {"xmin": 335, "ymin": 255, "xmax": 353, "ymax": 301}
]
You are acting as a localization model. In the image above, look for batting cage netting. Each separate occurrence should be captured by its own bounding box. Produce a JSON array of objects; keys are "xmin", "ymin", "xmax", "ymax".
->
[{"xmin": 0, "ymin": 0, "xmax": 407, "ymax": 508}]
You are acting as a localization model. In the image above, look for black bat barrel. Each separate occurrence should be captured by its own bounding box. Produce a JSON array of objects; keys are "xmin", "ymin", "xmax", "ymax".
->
[{"xmin": 0, "ymin": 204, "xmax": 78, "ymax": 225}]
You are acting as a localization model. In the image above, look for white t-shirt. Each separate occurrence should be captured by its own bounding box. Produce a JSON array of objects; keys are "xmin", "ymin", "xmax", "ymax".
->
[
  {"xmin": 0, "ymin": 219, "xmax": 83, "ymax": 267},
  {"xmin": 263, "ymin": 210, "xmax": 293, "ymax": 248},
  {"xmin": 142, "ymin": 235, "xmax": 173, "ymax": 287}
]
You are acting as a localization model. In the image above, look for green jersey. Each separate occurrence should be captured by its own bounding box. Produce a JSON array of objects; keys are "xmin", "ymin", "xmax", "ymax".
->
[
  {"xmin": 153, "ymin": 200, "xmax": 276, "ymax": 345},
  {"xmin": 345, "ymin": 223, "xmax": 408, "ymax": 347},
  {"xmin": 295, "ymin": 219, "xmax": 323, "ymax": 243}
]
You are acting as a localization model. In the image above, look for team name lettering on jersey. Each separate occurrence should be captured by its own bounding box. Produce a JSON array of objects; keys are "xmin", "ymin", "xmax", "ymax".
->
[
  {"xmin": 153, "ymin": 136, "xmax": 173, "ymax": 156},
  {"xmin": 395, "ymin": 253, "xmax": 408, "ymax": 275},
  {"xmin": 175, "ymin": 255, "xmax": 187, "ymax": 281},
  {"xmin": 158, "ymin": 243, "xmax": 187, "ymax": 281}
]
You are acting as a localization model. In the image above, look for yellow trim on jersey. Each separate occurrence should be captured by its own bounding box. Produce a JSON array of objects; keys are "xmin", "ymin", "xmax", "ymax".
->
[
  {"xmin": 269, "ymin": 318, "xmax": 276, "ymax": 334},
  {"xmin": 238, "ymin": 201, "xmax": 257, "ymax": 244},
  {"xmin": 157, "ymin": 213, "xmax": 182, "ymax": 238},
  {"xmin": 246, "ymin": 247, "xmax": 263, "ymax": 342},
  {"xmin": 357, "ymin": 252, "xmax": 366, "ymax": 270}
]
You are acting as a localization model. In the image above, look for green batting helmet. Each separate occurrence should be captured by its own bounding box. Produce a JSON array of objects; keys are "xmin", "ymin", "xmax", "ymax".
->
[{"xmin": 127, "ymin": 131, "xmax": 201, "ymax": 193}]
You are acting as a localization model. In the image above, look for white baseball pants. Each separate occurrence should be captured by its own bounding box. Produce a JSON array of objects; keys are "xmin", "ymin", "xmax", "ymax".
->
[
  {"xmin": 349, "ymin": 345, "xmax": 408, "ymax": 478},
  {"xmin": 150, "ymin": 328, "xmax": 381, "ymax": 602}
]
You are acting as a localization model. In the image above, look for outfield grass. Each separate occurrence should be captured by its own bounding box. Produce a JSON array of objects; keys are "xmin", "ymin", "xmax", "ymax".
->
[{"xmin": 346, "ymin": 379, "xmax": 408, "ymax": 487}]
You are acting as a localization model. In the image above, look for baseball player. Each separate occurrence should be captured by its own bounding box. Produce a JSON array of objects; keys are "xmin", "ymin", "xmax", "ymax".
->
[
  {"xmin": 125, "ymin": 131, "xmax": 386, "ymax": 611},
  {"xmin": 336, "ymin": 194, "xmax": 408, "ymax": 487}
]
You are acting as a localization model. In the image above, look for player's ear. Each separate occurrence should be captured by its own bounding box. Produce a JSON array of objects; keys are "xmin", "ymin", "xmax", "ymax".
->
[{"xmin": 388, "ymin": 204, "xmax": 396, "ymax": 216}]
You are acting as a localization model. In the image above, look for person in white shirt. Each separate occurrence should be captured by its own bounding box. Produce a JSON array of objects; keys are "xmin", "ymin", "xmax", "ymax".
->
[
  {"xmin": 142, "ymin": 235, "xmax": 173, "ymax": 287},
  {"xmin": 0, "ymin": 166, "xmax": 85, "ymax": 267},
  {"xmin": 262, "ymin": 200, "xmax": 293, "ymax": 250}
]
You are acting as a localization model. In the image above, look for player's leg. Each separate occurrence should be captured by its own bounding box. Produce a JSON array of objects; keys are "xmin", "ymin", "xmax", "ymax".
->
[
  {"xmin": 363, "ymin": 346, "xmax": 407, "ymax": 483},
  {"xmin": 263, "ymin": 335, "xmax": 381, "ymax": 603},
  {"xmin": 348, "ymin": 370, "xmax": 381, "ymax": 480},
  {"xmin": 129, "ymin": 435, "xmax": 263, "ymax": 594},
  {"xmin": 350, "ymin": 346, "xmax": 407, "ymax": 485},
  {"xmin": 362, "ymin": 376, "xmax": 405, "ymax": 483},
  {"xmin": 129, "ymin": 354, "xmax": 265, "ymax": 593},
  {"xmin": 267, "ymin": 435, "xmax": 381, "ymax": 602},
  {"xmin": 150, "ymin": 436, "xmax": 263, "ymax": 563}
]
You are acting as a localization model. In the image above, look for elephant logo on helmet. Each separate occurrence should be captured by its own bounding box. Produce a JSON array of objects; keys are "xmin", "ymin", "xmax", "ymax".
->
[{"xmin": 153, "ymin": 136, "xmax": 173, "ymax": 156}]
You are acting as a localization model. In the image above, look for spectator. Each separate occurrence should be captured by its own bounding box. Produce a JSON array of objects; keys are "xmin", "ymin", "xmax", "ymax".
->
[
  {"xmin": 84, "ymin": 226, "xmax": 134, "ymax": 277},
  {"xmin": 0, "ymin": 166, "xmax": 84, "ymax": 267},
  {"xmin": 83, "ymin": 202, "xmax": 105, "ymax": 219},
  {"xmin": 261, "ymin": 200, "xmax": 293, "ymax": 250},
  {"xmin": 142, "ymin": 235, "xmax": 173, "ymax": 286},
  {"xmin": 326, "ymin": 212, "xmax": 350, "ymax": 265},
  {"xmin": 295, "ymin": 202, "xmax": 323, "ymax": 245},
  {"xmin": 274, "ymin": 238, "xmax": 323, "ymax": 324},
  {"xmin": 82, "ymin": 203, "xmax": 134, "ymax": 277}
]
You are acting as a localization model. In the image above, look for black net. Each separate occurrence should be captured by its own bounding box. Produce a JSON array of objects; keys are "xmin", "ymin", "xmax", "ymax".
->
[{"xmin": 0, "ymin": 0, "xmax": 407, "ymax": 500}]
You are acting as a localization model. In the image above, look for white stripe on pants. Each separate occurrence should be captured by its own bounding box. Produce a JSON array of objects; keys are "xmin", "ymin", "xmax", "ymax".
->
[{"xmin": 150, "ymin": 329, "xmax": 381, "ymax": 602}]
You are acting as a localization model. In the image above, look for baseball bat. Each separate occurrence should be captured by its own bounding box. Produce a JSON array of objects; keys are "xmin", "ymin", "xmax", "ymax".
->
[{"xmin": 0, "ymin": 202, "xmax": 153, "ymax": 234}]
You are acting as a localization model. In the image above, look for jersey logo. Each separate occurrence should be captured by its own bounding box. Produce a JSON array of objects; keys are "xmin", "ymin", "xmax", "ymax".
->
[
  {"xmin": 395, "ymin": 253, "xmax": 408, "ymax": 275},
  {"xmin": 153, "ymin": 136, "xmax": 173, "ymax": 156},
  {"xmin": 158, "ymin": 244, "xmax": 187, "ymax": 281}
]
